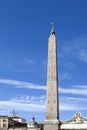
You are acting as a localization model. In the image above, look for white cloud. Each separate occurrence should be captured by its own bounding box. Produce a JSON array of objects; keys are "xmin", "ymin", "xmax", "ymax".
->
[
  {"xmin": 1, "ymin": 79, "xmax": 87, "ymax": 96},
  {"xmin": 75, "ymin": 85, "xmax": 87, "ymax": 89},
  {"xmin": 61, "ymin": 96, "xmax": 87, "ymax": 102},
  {"xmin": 10, "ymin": 95, "xmax": 46, "ymax": 105},
  {"xmin": 0, "ymin": 97, "xmax": 87, "ymax": 115},
  {"xmin": 22, "ymin": 57, "xmax": 35, "ymax": 65},
  {"xmin": 59, "ymin": 96, "xmax": 87, "ymax": 111},
  {"xmin": 0, "ymin": 79, "xmax": 46, "ymax": 90},
  {"xmin": 59, "ymin": 36, "xmax": 87, "ymax": 69},
  {"xmin": 59, "ymin": 73, "xmax": 71, "ymax": 81},
  {"xmin": 60, "ymin": 96, "xmax": 87, "ymax": 107},
  {"xmin": 0, "ymin": 95, "xmax": 46, "ymax": 117},
  {"xmin": 59, "ymin": 87, "xmax": 87, "ymax": 95},
  {"xmin": 78, "ymin": 50, "xmax": 87, "ymax": 62},
  {"xmin": 0, "ymin": 51, "xmax": 36, "ymax": 72},
  {"xmin": 0, "ymin": 100, "xmax": 45, "ymax": 113},
  {"xmin": 59, "ymin": 103, "xmax": 87, "ymax": 111}
]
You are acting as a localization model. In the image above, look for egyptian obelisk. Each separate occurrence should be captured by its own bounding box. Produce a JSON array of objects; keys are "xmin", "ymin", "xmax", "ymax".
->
[{"xmin": 44, "ymin": 23, "xmax": 60, "ymax": 130}]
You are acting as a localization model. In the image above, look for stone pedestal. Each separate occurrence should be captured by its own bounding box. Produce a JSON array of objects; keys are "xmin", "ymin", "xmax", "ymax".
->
[
  {"xmin": 44, "ymin": 124, "xmax": 59, "ymax": 130},
  {"xmin": 44, "ymin": 120, "xmax": 60, "ymax": 130}
]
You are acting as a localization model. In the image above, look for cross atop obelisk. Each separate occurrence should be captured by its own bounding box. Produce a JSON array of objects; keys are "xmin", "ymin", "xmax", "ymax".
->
[
  {"xmin": 50, "ymin": 22, "xmax": 55, "ymax": 29},
  {"xmin": 44, "ymin": 24, "xmax": 60, "ymax": 130},
  {"xmin": 50, "ymin": 22, "xmax": 55, "ymax": 34}
]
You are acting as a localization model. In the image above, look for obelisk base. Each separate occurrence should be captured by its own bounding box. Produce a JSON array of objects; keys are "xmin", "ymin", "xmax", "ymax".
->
[{"xmin": 44, "ymin": 120, "xmax": 60, "ymax": 130}]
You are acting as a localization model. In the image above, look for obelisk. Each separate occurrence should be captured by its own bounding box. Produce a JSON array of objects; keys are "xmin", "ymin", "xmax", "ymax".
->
[{"xmin": 44, "ymin": 23, "xmax": 60, "ymax": 130}]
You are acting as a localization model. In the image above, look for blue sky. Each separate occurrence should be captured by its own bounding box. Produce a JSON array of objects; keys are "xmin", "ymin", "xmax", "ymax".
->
[{"xmin": 0, "ymin": 0, "xmax": 87, "ymax": 122}]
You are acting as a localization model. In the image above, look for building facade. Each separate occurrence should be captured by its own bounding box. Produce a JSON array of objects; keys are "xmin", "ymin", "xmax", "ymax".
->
[
  {"xmin": 0, "ymin": 116, "xmax": 9, "ymax": 129},
  {"xmin": 61, "ymin": 112, "xmax": 87, "ymax": 130}
]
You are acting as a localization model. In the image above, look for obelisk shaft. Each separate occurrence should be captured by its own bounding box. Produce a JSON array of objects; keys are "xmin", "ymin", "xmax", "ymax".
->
[
  {"xmin": 46, "ymin": 31, "xmax": 59, "ymax": 120},
  {"xmin": 44, "ymin": 27, "xmax": 60, "ymax": 130}
]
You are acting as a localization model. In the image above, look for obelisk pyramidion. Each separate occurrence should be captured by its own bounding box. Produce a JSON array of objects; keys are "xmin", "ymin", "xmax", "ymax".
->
[{"xmin": 44, "ymin": 24, "xmax": 60, "ymax": 130}]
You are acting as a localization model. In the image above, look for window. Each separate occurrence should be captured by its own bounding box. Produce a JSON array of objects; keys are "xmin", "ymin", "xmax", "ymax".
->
[
  {"xmin": 3, "ymin": 123, "xmax": 7, "ymax": 128},
  {"xmin": 3, "ymin": 119, "xmax": 7, "ymax": 122}
]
